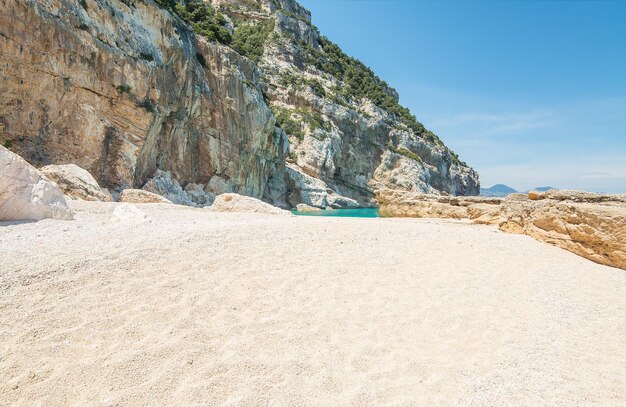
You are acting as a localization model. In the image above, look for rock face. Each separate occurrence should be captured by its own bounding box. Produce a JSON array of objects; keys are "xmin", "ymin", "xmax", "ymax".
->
[
  {"xmin": 118, "ymin": 189, "xmax": 172, "ymax": 205},
  {"xmin": 378, "ymin": 189, "xmax": 626, "ymax": 270},
  {"xmin": 0, "ymin": 0, "xmax": 478, "ymax": 210},
  {"xmin": 0, "ymin": 146, "xmax": 73, "ymax": 221},
  {"xmin": 0, "ymin": 0, "xmax": 287, "ymax": 203},
  {"xmin": 210, "ymin": 193, "xmax": 291, "ymax": 216},
  {"xmin": 40, "ymin": 164, "xmax": 112, "ymax": 202}
]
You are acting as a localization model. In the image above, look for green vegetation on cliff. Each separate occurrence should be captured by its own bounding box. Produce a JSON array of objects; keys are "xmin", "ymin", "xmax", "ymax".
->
[
  {"xmin": 302, "ymin": 38, "xmax": 441, "ymax": 144},
  {"xmin": 306, "ymin": 37, "xmax": 467, "ymax": 164},
  {"xmin": 386, "ymin": 143, "xmax": 424, "ymax": 164},
  {"xmin": 231, "ymin": 19, "xmax": 275, "ymax": 63},
  {"xmin": 153, "ymin": 0, "xmax": 464, "ymax": 166},
  {"xmin": 157, "ymin": 0, "xmax": 274, "ymax": 64},
  {"xmin": 273, "ymin": 108, "xmax": 304, "ymax": 140},
  {"xmin": 155, "ymin": 0, "xmax": 232, "ymax": 44},
  {"xmin": 273, "ymin": 107, "xmax": 332, "ymax": 141},
  {"xmin": 278, "ymin": 72, "xmax": 326, "ymax": 97}
]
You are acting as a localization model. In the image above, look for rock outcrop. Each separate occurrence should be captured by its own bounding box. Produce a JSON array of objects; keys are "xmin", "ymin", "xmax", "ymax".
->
[
  {"xmin": 527, "ymin": 189, "xmax": 626, "ymax": 204},
  {"xmin": 141, "ymin": 170, "xmax": 196, "ymax": 207},
  {"xmin": 296, "ymin": 203, "xmax": 321, "ymax": 212},
  {"xmin": 118, "ymin": 189, "xmax": 172, "ymax": 205},
  {"xmin": 378, "ymin": 189, "xmax": 626, "ymax": 270},
  {"xmin": 377, "ymin": 189, "xmax": 502, "ymax": 219},
  {"xmin": 140, "ymin": 170, "xmax": 217, "ymax": 207},
  {"xmin": 210, "ymin": 193, "xmax": 291, "ymax": 215},
  {"xmin": 0, "ymin": 146, "xmax": 73, "ymax": 221},
  {"xmin": 503, "ymin": 202, "xmax": 625, "ymax": 268},
  {"xmin": 185, "ymin": 183, "xmax": 216, "ymax": 207},
  {"xmin": 0, "ymin": 0, "xmax": 478, "ymax": 210},
  {"xmin": 283, "ymin": 164, "xmax": 359, "ymax": 209},
  {"xmin": 40, "ymin": 164, "xmax": 113, "ymax": 202}
]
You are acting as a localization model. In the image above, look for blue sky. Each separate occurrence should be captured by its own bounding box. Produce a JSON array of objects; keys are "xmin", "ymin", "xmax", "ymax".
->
[{"xmin": 298, "ymin": 0, "xmax": 626, "ymax": 193}]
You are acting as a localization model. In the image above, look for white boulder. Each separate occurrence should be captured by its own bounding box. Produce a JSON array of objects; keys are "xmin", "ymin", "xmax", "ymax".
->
[
  {"xmin": 0, "ymin": 146, "xmax": 73, "ymax": 221},
  {"xmin": 40, "ymin": 164, "xmax": 112, "ymax": 202},
  {"xmin": 111, "ymin": 204, "xmax": 148, "ymax": 225},
  {"xmin": 210, "ymin": 193, "xmax": 291, "ymax": 216}
]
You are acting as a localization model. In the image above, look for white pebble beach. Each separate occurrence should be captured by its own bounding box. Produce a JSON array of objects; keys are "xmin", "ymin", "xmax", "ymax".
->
[{"xmin": 1, "ymin": 201, "xmax": 624, "ymax": 406}]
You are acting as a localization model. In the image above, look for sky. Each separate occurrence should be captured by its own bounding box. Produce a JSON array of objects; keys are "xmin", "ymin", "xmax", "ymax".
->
[{"xmin": 298, "ymin": 0, "xmax": 626, "ymax": 193}]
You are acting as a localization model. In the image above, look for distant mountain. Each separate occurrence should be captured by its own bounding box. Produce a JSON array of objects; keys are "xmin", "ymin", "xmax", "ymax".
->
[
  {"xmin": 531, "ymin": 186, "xmax": 557, "ymax": 192},
  {"xmin": 480, "ymin": 184, "xmax": 518, "ymax": 197},
  {"xmin": 480, "ymin": 184, "xmax": 559, "ymax": 197}
]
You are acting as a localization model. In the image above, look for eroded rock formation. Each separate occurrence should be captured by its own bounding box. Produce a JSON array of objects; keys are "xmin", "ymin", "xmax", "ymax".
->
[
  {"xmin": 378, "ymin": 190, "xmax": 501, "ymax": 219},
  {"xmin": 378, "ymin": 189, "xmax": 626, "ymax": 270}
]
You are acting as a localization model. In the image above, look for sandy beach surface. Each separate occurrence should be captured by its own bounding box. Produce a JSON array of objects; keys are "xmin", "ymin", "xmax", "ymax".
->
[{"xmin": 1, "ymin": 201, "xmax": 624, "ymax": 406}]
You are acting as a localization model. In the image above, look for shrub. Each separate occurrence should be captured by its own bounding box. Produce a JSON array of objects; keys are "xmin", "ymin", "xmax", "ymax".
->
[
  {"xmin": 278, "ymin": 73, "xmax": 326, "ymax": 98},
  {"xmin": 303, "ymin": 37, "xmax": 429, "ymax": 135},
  {"xmin": 139, "ymin": 52, "xmax": 154, "ymax": 62},
  {"xmin": 156, "ymin": 0, "xmax": 232, "ymax": 45},
  {"xmin": 138, "ymin": 97, "xmax": 156, "ymax": 113},
  {"xmin": 3, "ymin": 140, "xmax": 12, "ymax": 149},
  {"xmin": 387, "ymin": 144, "xmax": 423, "ymax": 164},
  {"xmin": 302, "ymin": 109, "xmax": 331, "ymax": 133},
  {"xmin": 274, "ymin": 108, "xmax": 304, "ymax": 140},
  {"xmin": 231, "ymin": 19, "xmax": 275, "ymax": 63},
  {"xmin": 280, "ymin": 10, "xmax": 310, "ymax": 26},
  {"xmin": 273, "ymin": 107, "xmax": 331, "ymax": 140},
  {"xmin": 116, "ymin": 84, "xmax": 131, "ymax": 93},
  {"xmin": 79, "ymin": 0, "xmax": 88, "ymax": 11},
  {"xmin": 174, "ymin": 0, "xmax": 232, "ymax": 44},
  {"xmin": 305, "ymin": 78, "xmax": 325, "ymax": 97},
  {"xmin": 278, "ymin": 72, "xmax": 299, "ymax": 87}
]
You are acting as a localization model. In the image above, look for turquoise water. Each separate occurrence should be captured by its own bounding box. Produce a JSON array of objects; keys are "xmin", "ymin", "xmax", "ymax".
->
[{"xmin": 291, "ymin": 208, "xmax": 379, "ymax": 218}]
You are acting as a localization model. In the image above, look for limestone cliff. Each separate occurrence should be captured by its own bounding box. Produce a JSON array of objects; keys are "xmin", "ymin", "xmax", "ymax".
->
[
  {"xmin": 213, "ymin": 0, "xmax": 480, "ymax": 207},
  {"xmin": 0, "ymin": 0, "xmax": 287, "ymax": 200},
  {"xmin": 0, "ymin": 0, "xmax": 479, "ymax": 208}
]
